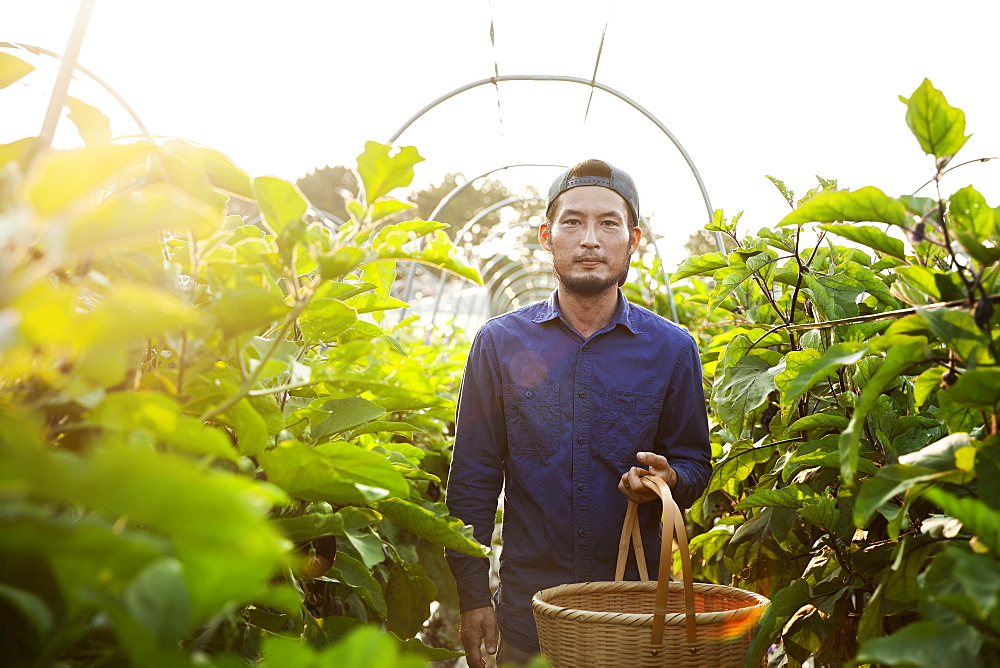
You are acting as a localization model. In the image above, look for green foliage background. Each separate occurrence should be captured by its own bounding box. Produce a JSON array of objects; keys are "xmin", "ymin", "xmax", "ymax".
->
[
  {"xmin": 0, "ymin": 48, "xmax": 494, "ymax": 667},
  {"xmin": 627, "ymin": 78, "xmax": 1000, "ymax": 667},
  {"xmin": 5, "ymin": 40, "xmax": 1000, "ymax": 668}
]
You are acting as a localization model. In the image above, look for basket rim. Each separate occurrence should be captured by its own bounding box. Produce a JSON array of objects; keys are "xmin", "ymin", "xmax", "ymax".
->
[{"xmin": 532, "ymin": 580, "xmax": 770, "ymax": 628}]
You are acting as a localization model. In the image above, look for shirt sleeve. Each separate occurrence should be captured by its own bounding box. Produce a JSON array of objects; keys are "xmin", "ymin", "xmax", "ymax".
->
[
  {"xmin": 659, "ymin": 336, "xmax": 712, "ymax": 508},
  {"xmin": 445, "ymin": 326, "xmax": 506, "ymax": 612}
]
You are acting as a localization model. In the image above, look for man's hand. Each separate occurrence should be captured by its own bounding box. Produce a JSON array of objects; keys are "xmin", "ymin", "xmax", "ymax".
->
[
  {"xmin": 460, "ymin": 606, "xmax": 497, "ymax": 667},
  {"xmin": 619, "ymin": 451, "xmax": 678, "ymax": 503}
]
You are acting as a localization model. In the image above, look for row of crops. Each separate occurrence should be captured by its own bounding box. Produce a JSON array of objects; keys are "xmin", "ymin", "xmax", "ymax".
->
[{"xmin": 2, "ymin": 40, "xmax": 999, "ymax": 667}]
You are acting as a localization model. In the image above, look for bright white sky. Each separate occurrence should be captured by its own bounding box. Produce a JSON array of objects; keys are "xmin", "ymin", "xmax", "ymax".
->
[{"xmin": 7, "ymin": 0, "xmax": 1000, "ymax": 269}]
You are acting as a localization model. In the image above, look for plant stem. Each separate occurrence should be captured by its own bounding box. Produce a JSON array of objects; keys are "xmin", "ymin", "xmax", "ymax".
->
[{"xmin": 199, "ymin": 277, "xmax": 319, "ymax": 423}]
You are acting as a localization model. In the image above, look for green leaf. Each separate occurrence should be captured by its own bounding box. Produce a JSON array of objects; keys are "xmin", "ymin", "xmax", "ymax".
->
[
  {"xmin": 254, "ymin": 176, "xmax": 308, "ymax": 234},
  {"xmin": 299, "ymin": 297, "xmax": 357, "ymax": 342},
  {"xmin": 345, "ymin": 529, "xmax": 386, "ymax": 569},
  {"xmin": 327, "ymin": 553, "xmax": 387, "ymax": 617},
  {"xmin": 0, "ymin": 583, "xmax": 53, "ymax": 639},
  {"xmin": 395, "ymin": 637, "xmax": 465, "ymax": 662},
  {"xmin": 371, "ymin": 199, "xmax": 415, "ymax": 223},
  {"xmin": 787, "ymin": 446, "xmax": 879, "ymax": 479},
  {"xmin": 840, "ymin": 338, "xmax": 927, "ymax": 483},
  {"xmin": 68, "ymin": 183, "xmax": 222, "ymax": 253},
  {"xmin": 711, "ymin": 355, "xmax": 778, "ymax": 429},
  {"xmin": 319, "ymin": 247, "xmax": 366, "ymax": 279},
  {"xmin": 0, "ymin": 137, "xmax": 36, "ymax": 169},
  {"xmin": 858, "ymin": 622, "xmax": 982, "ymax": 667},
  {"xmin": 708, "ymin": 252, "xmax": 773, "ymax": 312},
  {"xmin": 352, "ymin": 420, "xmax": 423, "ymax": 437},
  {"xmin": 262, "ymin": 626, "xmax": 426, "ymax": 667},
  {"xmin": 367, "ymin": 230, "xmax": 481, "ymax": 285},
  {"xmin": 766, "ymin": 175, "xmax": 795, "ymax": 207},
  {"xmin": 361, "ymin": 261, "xmax": 397, "ymax": 301},
  {"xmin": 785, "ymin": 413, "xmax": 849, "ymax": 434},
  {"xmin": 950, "ymin": 186, "xmax": 1000, "ymax": 264},
  {"xmin": 780, "ymin": 343, "xmax": 867, "ymax": 405},
  {"xmin": 925, "ymin": 489, "xmax": 1000, "ymax": 553},
  {"xmin": 160, "ymin": 139, "xmax": 253, "ymax": 198},
  {"xmin": 214, "ymin": 286, "xmax": 290, "ymax": 338},
  {"xmin": 65, "ymin": 96, "xmax": 111, "ymax": 146},
  {"xmin": 914, "ymin": 366, "xmax": 945, "ymax": 408},
  {"xmin": 945, "ymin": 547, "xmax": 1000, "ymax": 615},
  {"xmin": 377, "ymin": 497, "xmax": 489, "ymax": 557},
  {"xmin": 736, "ymin": 483, "xmax": 819, "ymax": 510},
  {"xmin": 894, "ymin": 266, "xmax": 966, "ymax": 303},
  {"xmin": 90, "ymin": 392, "xmax": 237, "ymax": 463},
  {"xmin": 671, "ymin": 252, "xmax": 728, "ymax": 282},
  {"xmin": 809, "ymin": 271, "xmax": 871, "ymax": 318},
  {"xmin": 371, "ymin": 220, "xmax": 442, "ymax": 250},
  {"xmin": 976, "ymin": 441, "xmax": 1000, "ymax": 510},
  {"xmin": 28, "ymin": 143, "xmax": 152, "ymax": 215},
  {"xmin": 0, "ymin": 52, "xmax": 35, "ymax": 88},
  {"xmin": 272, "ymin": 511, "xmax": 346, "ymax": 542},
  {"xmin": 900, "ymin": 78, "xmax": 971, "ymax": 159},
  {"xmin": 898, "ymin": 432, "xmax": 973, "ymax": 471},
  {"xmin": 855, "ymin": 465, "xmax": 941, "ymax": 526},
  {"xmin": 746, "ymin": 579, "xmax": 812, "ymax": 668},
  {"xmin": 259, "ymin": 440, "xmax": 409, "ymax": 505},
  {"xmin": 345, "ymin": 293, "xmax": 409, "ymax": 314},
  {"xmin": 799, "ymin": 496, "xmax": 839, "ymax": 533},
  {"xmin": 312, "ymin": 397, "xmax": 386, "ymax": 436},
  {"xmin": 384, "ymin": 561, "xmax": 437, "ymax": 638},
  {"xmin": 840, "ymin": 261, "xmax": 898, "ymax": 308},
  {"xmin": 917, "ymin": 307, "xmax": 995, "ymax": 369},
  {"xmin": 356, "ymin": 141, "xmax": 424, "ymax": 203},
  {"xmin": 122, "ymin": 558, "xmax": 192, "ymax": 645},
  {"xmin": 777, "ymin": 187, "xmax": 910, "ymax": 228},
  {"xmin": 9, "ymin": 444, "xmax": 288, "ymax": 620},
  {"xmin": 227, "ymin": 398, "xmax": 269, "ymax": 457},
  {"xmin": 817, "ymin": 224, "xmax": 907, "ymax": 260}
]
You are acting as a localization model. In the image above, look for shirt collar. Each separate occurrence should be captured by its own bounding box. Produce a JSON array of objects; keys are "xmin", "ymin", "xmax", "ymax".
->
[{"xmin": 532, "ymin": 289, "xmax": 642, "ymax": 335}]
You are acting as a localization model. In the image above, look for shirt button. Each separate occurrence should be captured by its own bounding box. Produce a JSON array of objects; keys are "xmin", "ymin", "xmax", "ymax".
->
[
  {"xmin": 582, "ymin": 345, "xmax": 590, "ymax": 352},
  {"xmin": 578, "ymin": 390, "xmax": 585, "ymax": 398},
  {"xmin": 577, "ymin": 436, "xmax": 584, "ymax": 444},
  {"xmin": 578, "ymin": 530, "xmax": 586, "ymax": 537},
  {"xmin": 524, "ymin": 390, "xmax": 532, "ymax": 398},
  {"xmin": 577, "ymin": 484, "xmax": 584, "ymax": 491}
]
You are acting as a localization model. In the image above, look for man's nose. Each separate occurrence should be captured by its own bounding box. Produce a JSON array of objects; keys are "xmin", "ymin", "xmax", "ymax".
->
[{"xmin": 580, "ymin": 222, "xmax": 600, "ymax": 247}]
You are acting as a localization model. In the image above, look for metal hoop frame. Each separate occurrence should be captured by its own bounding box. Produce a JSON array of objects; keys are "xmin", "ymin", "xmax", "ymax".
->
[{"xmin": 386, "ymin": 74, "xmax": 720, "ymax": 324}]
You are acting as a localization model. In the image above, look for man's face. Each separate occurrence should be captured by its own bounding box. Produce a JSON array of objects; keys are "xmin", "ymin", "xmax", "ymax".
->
[{"xmin": 540, "ymin": 185, "xmax": 641, "ymax": 297}]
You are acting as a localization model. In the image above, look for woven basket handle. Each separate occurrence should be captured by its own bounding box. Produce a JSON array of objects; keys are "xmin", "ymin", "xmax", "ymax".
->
[{"xmin": 614, "ymin": 476, "xmax": 697, "ymax": 647}]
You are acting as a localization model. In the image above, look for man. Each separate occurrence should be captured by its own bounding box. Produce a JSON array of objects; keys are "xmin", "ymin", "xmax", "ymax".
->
[{"xmin": 445, "ymin": 159, "xmax": 712, "ymax": 666}]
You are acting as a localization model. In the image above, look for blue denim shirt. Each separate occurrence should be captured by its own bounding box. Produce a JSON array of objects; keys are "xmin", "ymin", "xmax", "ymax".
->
[{"xmin": 445, "ymin": 290, "xmax": 712, "ymax": 653}]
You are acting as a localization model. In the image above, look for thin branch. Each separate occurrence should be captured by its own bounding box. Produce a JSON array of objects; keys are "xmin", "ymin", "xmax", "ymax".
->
[
  {"xmin": 911, "ymin": 157, "xmax": 998, "ymax": 196},
  {"xmin": 749, "ymin": 294, "xmax": 1000, "ymax": 347},
  {"xmin": 199, "ymin": 277, "xmax": 319, "ymax": 422}
]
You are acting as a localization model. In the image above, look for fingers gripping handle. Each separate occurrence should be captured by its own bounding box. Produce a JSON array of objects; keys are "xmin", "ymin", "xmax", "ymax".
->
[{"xmin": 614, "ymin": 476, "xmax": 697, "ymax": 646}]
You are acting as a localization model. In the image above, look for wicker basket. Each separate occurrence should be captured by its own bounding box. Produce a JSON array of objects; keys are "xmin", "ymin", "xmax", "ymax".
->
[{"xmin": 532, "ymin": 476, "xmax": 769, "ymax": 667}]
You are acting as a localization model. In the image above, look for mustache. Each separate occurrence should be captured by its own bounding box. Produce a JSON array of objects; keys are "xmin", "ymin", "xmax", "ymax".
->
[{"xmin": 574, "ymin": 254, "xmax": 606, "ymax": 262}]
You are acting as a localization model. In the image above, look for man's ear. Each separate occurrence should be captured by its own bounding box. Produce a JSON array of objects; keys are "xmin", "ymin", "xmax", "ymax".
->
[
  {"xmin": 539, "ymin": 221, "xmax": 552, "ymax": 251},
  {"xmin": 629, "ymin": 224, "xmax": 642, "ymax": 254}
]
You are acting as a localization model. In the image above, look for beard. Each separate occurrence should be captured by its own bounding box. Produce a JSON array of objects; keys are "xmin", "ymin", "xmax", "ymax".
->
[{"xmin": 551, "ymin": 238, "xmax": 632, "ymax": 297}]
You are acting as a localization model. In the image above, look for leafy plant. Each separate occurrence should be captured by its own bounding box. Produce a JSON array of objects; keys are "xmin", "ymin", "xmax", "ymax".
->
[
  {"xmin": 664, "ymin": 78, "xmax": 1000, "ymax": 667},
  {"xmin": 0, "ymin": 49, "xmax": 484, "ymax": 667}
]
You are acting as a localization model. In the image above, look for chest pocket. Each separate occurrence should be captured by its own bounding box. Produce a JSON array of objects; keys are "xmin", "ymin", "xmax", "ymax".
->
[
  {"xmin": 503, "ymin": 384, "xmax": 559, "ymax": 456},
  {"xmin": 600, "ymin": 389, "xmax": 664, "ymax": 464}
]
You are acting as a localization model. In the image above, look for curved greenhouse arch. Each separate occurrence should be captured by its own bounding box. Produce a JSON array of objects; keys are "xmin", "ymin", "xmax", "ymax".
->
[{"xmin": 385, "ymin": 75, "xmax": 720, "ymax": 323}]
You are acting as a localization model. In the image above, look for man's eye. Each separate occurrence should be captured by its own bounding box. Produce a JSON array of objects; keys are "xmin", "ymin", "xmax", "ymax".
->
[{"xmin": 602, "ymin": 220, "xmax": 620, "ymax": 226}]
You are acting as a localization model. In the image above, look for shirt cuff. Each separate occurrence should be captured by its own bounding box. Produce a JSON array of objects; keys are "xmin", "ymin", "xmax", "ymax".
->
[
  {"xmin": 671, "ymin": 467, "xmax": 697, "ymax": 509},
  {"xmin": 455, "ymin": 572, "xmax": 494, "ymax": 612}
]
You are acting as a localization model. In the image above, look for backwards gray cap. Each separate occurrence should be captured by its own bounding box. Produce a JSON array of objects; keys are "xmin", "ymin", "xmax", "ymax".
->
[{"xmin": 546, "ymin": 159, "xmax": 640, "ymax": 224}]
